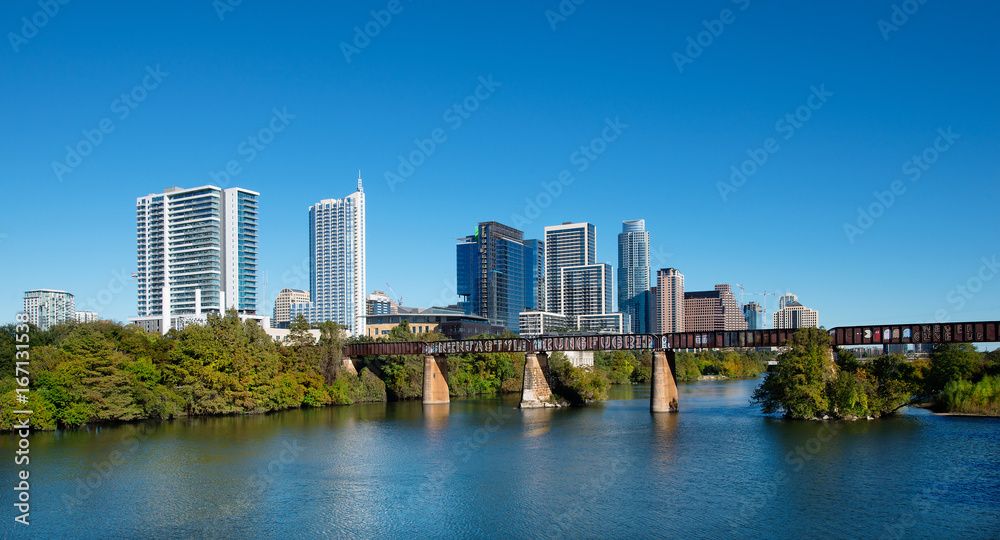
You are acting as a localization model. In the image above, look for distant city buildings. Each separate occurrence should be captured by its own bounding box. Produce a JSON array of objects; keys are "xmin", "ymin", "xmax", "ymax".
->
[
  {"xmin": 618, "ymin": 219, "xmax": 650, "ymax": 333},
  {"xmin": 743, "ymin": 301, "xmax": 765, "ymax": 330},
  {"xmin": 290, "ymin": 177, "xmax": 366, "ymax": 336},
  {"xmin": 457, "ymin": 221, "xmax": 542, "ymax": 333},
  {"xmin": 24, "ymin": 289, "xmax": 75, "ymax": 330},
  {"xmin": 684, "ymin": 284, "xmax": 747, "ymax": 332},
  {"xmin": 272, "ymin": 288, "xmax": 310, "ymax": 328},
  {"xmin": 652, "ymin": 268, "xmax": 685, "ymax": 334},
  {"xmin": 366, "ymin": 305, "xmax": 504, "ymax": 340},
  {"xmin": 518, "ymin": 221, "xmax": 626, "ymax": 336},
  {"xmin": 75, "ymin": 311, "xmax": 99, "ymax": 323},
  {"xmin": 366, "ymin": 290, "xmax": 397, "ymax": 315},
  {"xmin": 773, "ymin": 293, "xmax": 819, "ymax": 329},
  {"xmin": 129, "ymin": 185, "xmax": 265, "ymax": 334}
]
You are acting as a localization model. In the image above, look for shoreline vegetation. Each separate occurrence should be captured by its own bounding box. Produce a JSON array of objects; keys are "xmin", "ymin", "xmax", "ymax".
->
[
  {"xmin": 750, "ymin": 327, "xmax": 1000, "ymax": 420},
  {"xmin": 2, "ymin": 315, "xmax": 997, "ymax": 430}
]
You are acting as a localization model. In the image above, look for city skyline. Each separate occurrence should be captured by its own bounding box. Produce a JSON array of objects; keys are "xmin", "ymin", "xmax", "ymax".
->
[{"xmin": 1, "ymin": 2, "xmax": 998, "ymax": 330}]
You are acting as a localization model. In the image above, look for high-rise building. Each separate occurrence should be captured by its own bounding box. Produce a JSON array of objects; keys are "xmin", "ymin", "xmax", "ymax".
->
[
  {"xmin": 24, "ymin": 289, "xmax": 75, "ymax": 330},
  {"xmin": 654, "ymin": 268, "xmax": 685, "ymax": 334},
  {"xmin": 130, "ymin": 185, "xmax": 263, "ymax": 334},
  {"xmin": 366, "ymin": 290, "xmax": 396, "ymax": 315},
  {"xmin": 743, "ymin": 301, "xmax": 765, "ymax": 330},
  {"xmin": 457, "ymin": 221, "xmax": 543, "ymax": 334},
  {"xmin": 544, "ymin": 222, "xmax": 597, "ymax": 314},
  {"xmin": 618, "ymin": 219, "xmax": 650, "ymax": 333},
  {"xmin": 519, "ymin": 221, "xmax": 626, "ymax": 336},
  {"xmin": 272, "ymin": 288, "xmax": 310, "ymax": 328},
  {"xmin": 773, "ymin": 293, "xmax": 819, "ymax": 329},
  {"xmin": 290, "ymin": 177, "xmax": 366, "ymax": 336},
  {"xmin": 684, "ymin": 284, "xmax": 747, "ymax": 332},
  {"xmin": 75, "ymin": 311, "xmax": 99, "ymax": 323},
  {"xmin": 523, "ymin": 238, "xmax": 544, "ymax": 312}
]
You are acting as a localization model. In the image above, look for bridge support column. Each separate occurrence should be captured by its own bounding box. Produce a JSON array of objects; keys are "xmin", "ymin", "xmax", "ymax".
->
[
  {"xmin": 519, "ymin": 352, "xmax": 554, "ymax": 409},
  {"xmin": 341, "ymin": 356, "xmax": 358, "ymax": 376},
  {"xmin": 422, "ymin": 354, "xmax": 450, "ymax": 405},
  {"xmin": 650, "ymin": 350, "xmax": 679, "ymax": 413}
]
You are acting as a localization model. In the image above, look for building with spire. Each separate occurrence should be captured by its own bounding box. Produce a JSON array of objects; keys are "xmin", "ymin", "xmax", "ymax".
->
[
  {"xmin": 773, "ymin": 293, "xmax": 819, "ymax": 329},
  {"xmin": 290, "ymin": 175, "xmax": 367, "ymax": 336}
]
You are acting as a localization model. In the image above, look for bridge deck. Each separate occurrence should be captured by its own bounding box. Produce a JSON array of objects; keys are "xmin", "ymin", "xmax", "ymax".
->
[{"xmin": 342, "ymin": 321, "xmax": 1000, "ymax": 357}]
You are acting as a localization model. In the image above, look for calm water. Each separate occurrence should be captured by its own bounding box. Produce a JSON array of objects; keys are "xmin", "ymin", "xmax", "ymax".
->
[{"xmin": 3, "ymin": 379, "xmax": 999, "ymax": 539}]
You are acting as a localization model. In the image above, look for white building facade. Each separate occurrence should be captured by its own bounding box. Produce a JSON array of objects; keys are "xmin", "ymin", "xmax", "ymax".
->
[
  {"xmin": 290, "ymin": 178, "xmax": 366, "ymax": 336},
  {"xmin": 129, "ymin": 185, "xmax": 265, "ymax": 334},
  {"xmin": 773, "ymin": 293, "xmax": 819, "ymax": 329},
  {"xmin": 24, "ymin": 289, "xmax": 75, "ymax": 330}
]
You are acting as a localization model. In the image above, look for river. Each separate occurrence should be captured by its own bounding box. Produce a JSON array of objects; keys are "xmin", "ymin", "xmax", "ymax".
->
[{"xmin": 3, "ymin": 378, "xmax": 998, "ymax": 539}]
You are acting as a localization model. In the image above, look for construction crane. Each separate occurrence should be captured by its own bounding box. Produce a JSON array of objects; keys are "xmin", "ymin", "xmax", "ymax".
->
[
  {"xmin": 736, "ymin": 284, "xmax": 778, "ymax": 328},
  {"xmin": 385, "ymin": 282, "xmax": 403, "ymax": 307}
]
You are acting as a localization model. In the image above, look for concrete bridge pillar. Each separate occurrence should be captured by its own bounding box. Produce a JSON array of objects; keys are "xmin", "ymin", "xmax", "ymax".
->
[
  {"xmin": 650, "ymin": 350, "xmax": 679, "ymax": 413},
  {"xmin": 341, "ymin": 356, "xmax": 358, "ymax": 376},
  {"xmin": 422, "ymin": 354, "xmax": 450, "ymax": 405},
  {"xmin": 519, "ymin": 352, "xmax": 553, "ymax": 409}
]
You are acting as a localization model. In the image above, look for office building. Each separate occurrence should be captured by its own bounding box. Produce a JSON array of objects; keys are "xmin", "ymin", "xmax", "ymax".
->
[
  {"xmin": 291, "ymin": 177, "xmax": 366, "ymax": 336},
  {"xmin": 518, "ymin": 310, "xmax": 627, "ymax": 337},
  {"xmin": 684, "ymin": 284, "xmax": 747, "ymax": 332},
  {"xmin": 130, "ymin": 185, "xmax": 264, "ymax": 334},
  {"xmin": 654, "ymin": 268, "xmax": 685, "ymax": 334},
  {"xmin": 773, "ymin": 294, "xmax": 819, "ymax": 329},
  {"xmin": 272, "ymin": 288, "xmax": 311, "ymax": 328},
  {"xmin": 366, "ymin": 290, "xmax": 396, "ymax": 315},
  {"xmin": 543, "ymin": 222, "xmax": 597, "ymax": 314},
  {"xmin": 743, "ymin": 301, "xmax": 765, "ymax": 330},
  {"xmin": 457, "ymin": 221, "xmax": 541, "ymax": 333},
  {"xmin": 618, "ymin": 219, "xmax": 650, "ymax": 333},
  {"xmin": 523, "ymin": 238, "xmax": 544, "ymax": 311},
  {"xmin": 24, "ymin": 289, "xmax": 75, "ymax": 330},
  {"xmin": 366, "ymin": 305, "xmax": 505, "ymax": 341}
]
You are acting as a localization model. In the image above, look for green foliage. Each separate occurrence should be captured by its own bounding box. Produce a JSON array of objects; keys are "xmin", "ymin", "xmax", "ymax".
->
[
  {"xmin": 752, "ymin": 328, "xmax": 836, "ymax": 419},
  {"xmin": 926, "ymin": 343, "xmax": 983, "ymax": 393},
  {"xmin": 939, "ymin": 376, "xmax": 1000, "ymax": 416},
  {"xmin": 547, "ymin": 352, "xmax": 610, "ymax": 405},
  {"xmin": 630, "ymin": 351, "xmax": 653, "ymax": 383},
  {"xmin": 594, "ymin": 351, "xmax": 635, "ymax": 384}
]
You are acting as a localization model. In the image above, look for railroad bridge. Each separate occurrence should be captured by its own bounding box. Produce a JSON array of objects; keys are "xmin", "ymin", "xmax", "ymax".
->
[{"xmin": 341, "ymin": 321, "xmax": 1000, "ymax": 412}]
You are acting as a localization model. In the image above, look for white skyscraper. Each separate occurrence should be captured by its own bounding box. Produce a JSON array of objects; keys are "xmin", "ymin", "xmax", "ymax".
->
[
  {"xmin": 291, "ymin": 176, "xmax": 366, "ymax": 336},
  {"xmin": 130, "ymin": 185, "xmax": 264, "ymax": 334},
  {"xmin": 24, "ymin": 289, "xmax": 75, "ymax": 331}
]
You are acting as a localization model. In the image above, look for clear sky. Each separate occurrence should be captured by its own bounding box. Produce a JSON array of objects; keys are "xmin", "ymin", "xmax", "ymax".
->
[{"xmin": 1, "ymin": 0, "xmax": 998, "ymax": 329}]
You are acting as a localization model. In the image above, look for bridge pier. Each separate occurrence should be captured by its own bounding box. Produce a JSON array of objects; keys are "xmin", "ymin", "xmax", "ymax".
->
[
  {"xmin": 650, "ymin": 350, "xmax": 679, "ymax": 413},
  {"xmin": 422, "ymin": 354, "xmax": 450, "ymax": 404},
  {"xmin": 519, "ymin": 352, "xmax": 555, "ymax": 409},
  {"xmin": 341, "ymin": 356, "xmax": 358, "ymax": 376}
]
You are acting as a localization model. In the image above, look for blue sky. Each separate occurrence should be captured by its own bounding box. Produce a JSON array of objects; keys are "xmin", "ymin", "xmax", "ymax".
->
[{"xmin": 1, "ymin": 0, "xmax": 998, "ymax": 329}]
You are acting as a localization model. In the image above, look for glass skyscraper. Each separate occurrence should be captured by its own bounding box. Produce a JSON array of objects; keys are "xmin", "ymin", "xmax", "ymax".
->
[
  {"xmin": 290, "ymin": 178, "xmax": 366, "ymax": 336},
  {"xmin": 617, "ymin": 219, "xmax": 650, "ymax": 333},
  {"xmin": 457, "ymin": 221, "xmax": 541, "ymax": 334}
]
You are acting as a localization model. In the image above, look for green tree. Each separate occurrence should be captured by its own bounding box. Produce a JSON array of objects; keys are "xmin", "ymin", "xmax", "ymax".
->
[
  {"xmin": 751, "ymin": 327, "xmax": 836, "ymax": 418},
  {"xmin": 926, "ymin": 343, "xmax": 982, "ymax": 392}
]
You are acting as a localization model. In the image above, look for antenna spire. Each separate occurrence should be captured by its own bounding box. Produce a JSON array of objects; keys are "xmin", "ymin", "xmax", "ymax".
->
[{"xmin": 358, "ymin": 170, "xmax": 363, "ymax": 192}]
